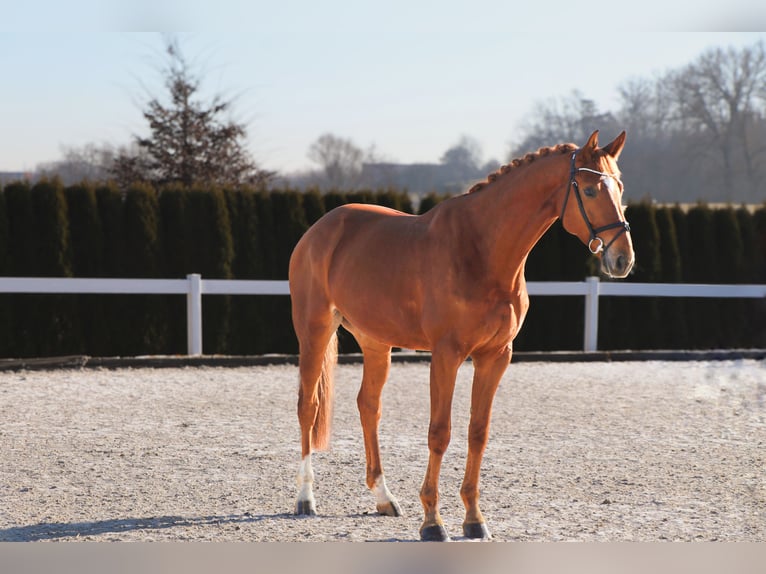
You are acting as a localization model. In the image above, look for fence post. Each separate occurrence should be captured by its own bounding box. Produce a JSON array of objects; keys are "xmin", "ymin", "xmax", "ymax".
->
[
  {"xmin": 583, "ymin": 276, "xmax": 600, "ymax": 352},
  {"xmin": 187, "ymin": 274, "xmax": 203, "ymax": 356}
]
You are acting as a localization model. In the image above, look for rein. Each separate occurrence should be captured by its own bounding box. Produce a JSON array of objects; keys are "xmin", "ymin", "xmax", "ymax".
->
[{"xmin": 560, "ymin": 151, "xmax": 631, "ymax": 254}]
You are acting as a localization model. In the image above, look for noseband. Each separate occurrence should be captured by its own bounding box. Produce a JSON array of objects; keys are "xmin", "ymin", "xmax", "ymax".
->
[{"xmin": 560, "ymin": 151, "xmax": 631, "ymax": 254}]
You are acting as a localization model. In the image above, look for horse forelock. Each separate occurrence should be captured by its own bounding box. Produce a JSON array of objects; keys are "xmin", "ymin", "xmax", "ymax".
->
[{"xmin": 468, "ymin": 143, "xmax": 578, "ymax": 195}]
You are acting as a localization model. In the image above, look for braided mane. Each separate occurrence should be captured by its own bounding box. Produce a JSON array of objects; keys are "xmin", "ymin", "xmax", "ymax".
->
[{"xmin": 467, "ymin": 143, "xmax": 578, "ymax": 194}]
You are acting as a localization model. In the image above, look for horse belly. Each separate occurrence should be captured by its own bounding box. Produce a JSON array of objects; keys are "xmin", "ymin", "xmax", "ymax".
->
[
  {"xmin": 330, "ymin": 267, "xmax": 430, "ymax": 349},
  {"xmin": 327, "ymin": 230, "xmax": 431, "ymax": 349}
]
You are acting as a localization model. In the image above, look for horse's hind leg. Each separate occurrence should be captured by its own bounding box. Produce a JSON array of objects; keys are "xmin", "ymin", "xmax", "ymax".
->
[
  {"xmin": 294, "ymin": 308, "xmax": 341, "ymax": 516},
  {"xmin": 353, "ymin": 332, "xmax": 402, "ymax": 517}
]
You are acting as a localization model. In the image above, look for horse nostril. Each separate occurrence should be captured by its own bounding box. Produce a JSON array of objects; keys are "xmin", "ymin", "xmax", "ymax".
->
[{"xmin": 610, "ymin": 254, "xmax": 632, "ymax": 277}]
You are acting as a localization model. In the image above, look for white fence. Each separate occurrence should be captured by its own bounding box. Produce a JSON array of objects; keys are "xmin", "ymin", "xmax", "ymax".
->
[{"xmin": 0, "ymin": 275, "xmax": 764, "ymax": 355}]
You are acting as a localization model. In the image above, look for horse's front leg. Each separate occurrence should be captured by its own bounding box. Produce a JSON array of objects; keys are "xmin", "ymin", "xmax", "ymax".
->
[
  {"xmin": 419, "ymin": 345, "xmax": 463, "ymax": 541},
  {"xmin": 460, "ymin": 346, "xmax": 511, "ymax": 539}
]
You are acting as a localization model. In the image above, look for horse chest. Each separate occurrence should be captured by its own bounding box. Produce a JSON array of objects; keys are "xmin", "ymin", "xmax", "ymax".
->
[{"xmin": 482, "ymin": 295, "xmax": 528, "ymax": 344}]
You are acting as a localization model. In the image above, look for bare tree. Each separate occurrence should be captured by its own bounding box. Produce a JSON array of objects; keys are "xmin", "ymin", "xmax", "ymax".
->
[
  {"xmin": 503, "ymin": 40, "xmax": 766, "ymax": 203},
  {"xmin": 615, "ymin": 77, "xmax": 683, "ymax": 200},
  {"xmin": 439, "ymin": 135, "xmax": 486, "ymax": 189},
  {"xmin": 112, "ymin": 39, "xmax": 274, "ymax": 189},
  {"xmin": 617, "ymin": 77, "xmax": 676, "ymax": 141},
  {"xmin": 440, "ymin": 135, "xmax": 482, "ymax": 171},
  {"xmin": 307, "ymin": 133, "xmax": 364, "ymax": 189},
  {"xmin": 509, "ymin": 90, "xmax": 619, "ymax": 157},
  {"xmin": 669, "ymin": 41, "xmax": 766, "ymax": 200},
  {"xmin": 36, "ymin": 143, "xmax": 119, "ymax": 184}
]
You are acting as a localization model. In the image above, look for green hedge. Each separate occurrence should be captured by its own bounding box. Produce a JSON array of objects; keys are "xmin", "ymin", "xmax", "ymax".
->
[{"xmin": 0, "ymin": 180, "xmax": 764, "ymax": 357}]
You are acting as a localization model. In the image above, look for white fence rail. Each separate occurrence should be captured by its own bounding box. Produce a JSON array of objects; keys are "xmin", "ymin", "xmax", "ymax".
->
[{"xmin": 0, "ymin": 275, "xmax": 764, "ymax": 355}]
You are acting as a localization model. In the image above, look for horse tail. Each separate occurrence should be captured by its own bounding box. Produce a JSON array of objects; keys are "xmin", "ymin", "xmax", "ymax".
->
[{"xmin": 312, "ymin": 330, "xmax": 337, "ymax": 451}]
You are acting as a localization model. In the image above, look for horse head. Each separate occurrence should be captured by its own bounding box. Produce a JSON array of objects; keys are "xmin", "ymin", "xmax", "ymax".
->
[{"xmin": 560, "ymin": 130, "xmax": 635, "ymax": 278}]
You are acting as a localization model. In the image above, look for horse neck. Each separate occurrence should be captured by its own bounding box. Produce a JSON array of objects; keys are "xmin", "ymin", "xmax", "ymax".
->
[{"xmin": 464, "ymin": 154, "xmax": 568, "ymax": 286}]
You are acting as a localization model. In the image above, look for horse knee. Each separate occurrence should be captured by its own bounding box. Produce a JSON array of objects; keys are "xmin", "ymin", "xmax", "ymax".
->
[
  {"xmin": 356, "ymin": 391, "xmax": 381, "ymax": 419},
  {"xmin": 428, "ymin": 423, "xmax": 451, "ymax": 456},
  {"xmin": 467, "ymin": 423, "xmax": 489, "ymax": 452}
]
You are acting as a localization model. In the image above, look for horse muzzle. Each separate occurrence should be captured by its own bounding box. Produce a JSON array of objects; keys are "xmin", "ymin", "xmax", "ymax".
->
[{"xmin": 602, "ymin": 248, "xmax": 634, "ymax": 278}]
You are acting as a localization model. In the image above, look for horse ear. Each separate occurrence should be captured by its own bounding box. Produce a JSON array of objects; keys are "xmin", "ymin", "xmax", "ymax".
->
[
  {"xmin": 603, "ymin": 130, "xmax": 627, "ymax": 160},
  {"xmin": 581, "ymin": 130, "xmax": 599, "ymax": 161}
]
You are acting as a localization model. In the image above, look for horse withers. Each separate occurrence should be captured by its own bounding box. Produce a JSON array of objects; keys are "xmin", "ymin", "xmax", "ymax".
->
[{"xmin": 289, "ymin": 130, "xmax": 634, "ymax": 541}]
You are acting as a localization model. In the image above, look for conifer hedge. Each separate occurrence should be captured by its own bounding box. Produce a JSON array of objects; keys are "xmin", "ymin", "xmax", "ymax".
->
[{"xmin": 0, "ymin": 180, "xmax": 764, "ymax": 357}]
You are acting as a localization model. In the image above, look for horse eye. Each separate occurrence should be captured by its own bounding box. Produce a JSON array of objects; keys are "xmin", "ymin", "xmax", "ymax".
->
[{"xmin": 584, "ymin": 186, "xmax": 597, "ymax": 198}]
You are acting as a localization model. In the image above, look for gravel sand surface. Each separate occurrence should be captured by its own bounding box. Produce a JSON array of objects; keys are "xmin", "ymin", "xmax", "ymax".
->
[{"xmin": 0, "ymin": 360, "xmax": 763, "ymax": 542}]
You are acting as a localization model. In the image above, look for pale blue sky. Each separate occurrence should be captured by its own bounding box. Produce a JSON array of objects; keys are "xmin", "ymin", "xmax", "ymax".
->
[{"xmin": 1, "ymin": 3, "xmax": 765, "ymax": 174}]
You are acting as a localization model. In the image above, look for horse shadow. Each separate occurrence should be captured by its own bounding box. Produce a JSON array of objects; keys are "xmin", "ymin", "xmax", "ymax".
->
[
  {"xmin": 0, "ymin": 512, "xmax": 423, "ymax": 542},
  {"xmin": 0, "ymin": 512, "xmax": 285, "ymax": 542}
]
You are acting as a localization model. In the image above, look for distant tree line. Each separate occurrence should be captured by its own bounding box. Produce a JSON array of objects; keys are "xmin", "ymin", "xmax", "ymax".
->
[
  {"xmin": 0, "ymin": 180, "xmax": 764, "ymax": 358},
  {"xmin": 30, "ymin": 40, "xmax": 766, "ymax": 205},
  {"xmin": 511, "ymin": 41, "xmax": 766, "ymax": 205}
]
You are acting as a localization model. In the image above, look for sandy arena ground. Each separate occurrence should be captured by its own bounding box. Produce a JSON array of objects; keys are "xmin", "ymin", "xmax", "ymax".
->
[{"xmin": 0, "ymin": 359, "xmax": 764, "ymax": 542}]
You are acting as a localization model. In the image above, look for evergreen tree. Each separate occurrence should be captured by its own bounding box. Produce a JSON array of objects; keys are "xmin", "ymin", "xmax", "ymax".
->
[
  {"xmin": 112, "ymin": 40, "xmax": 273, "ymax": 189},
  {"xmin": 685, "ymin": 203, "xmax": 718, "ymax": 282},
  {"xmin": 268, "ymin": 190, "xmax": 308, "ymax": 353},
  {"xmin": 734, "ymin": 207, "xmax": 764, "ymax": 346},
  {"xmin": 557, "ymin": 224, "xmax": 589, "ymax": 350},
  {"xmin": 752, "ymin": 205, "xmax": 766, "ymax": 346},
  {"xmin": 96, "ymin": 184, "xmax": 126, "ymax": 278},
  {"xmin": 225, "ymin": 187, "xmax": 267, "ymax": 354},
  {"xmin": 323, "ymin": 191, "xmax": 347, "ymax": 212},
  {"xmin": 4, "ymin": 182, "xmax": 35, "ymax": 277},
  {"xmin": 2, "ymin": 183, "xmax": 35, "ymax": 356},
  {"xmin": 714, "ymin": 207, "xmax": 744, "ymax": 283},
  {"xmin": 736, "ymin": 207, "xmax": 758, "ymax": 283},
  {"xmin": 66, "ymin": 183, "xmax": 104, "ymax": 276},
  {"xmin": 0, "ymin": 186, "xmax": 10, "ymax": 355},
  {"xmin": 655, "ymin": 206, "xmax": 688, "ymax": 349},
  {"xmin": 158, "ymin": 184, "xmax": 190, "ymax": 352},
  {"xmin": 516, "ymin": 221, "xmax": 563, "ymax": 351},
  {"xmin": 29, "ymin": 179, "xmax": 75, "ymax": 355},
  {"xmin": 656, "ymin": 207, "xmax": 682, "ymax": 282},
  {"xmin": 271, "ymin": 190, "xmax": 308, "ymax": 279},
  {"xmin": 123, "ymin": 183, "xmax": 167, "ymax": 354},
  {"xmin": 93, "ymin": 184, "xmax": 127, "ymax": 355},
  {"xmin": 187, "ymin": 187, "xmax": 234, "ymax": 353},
  {"xmin": 65, "ymin": 183, "xmax": 107, "ymax": 354},
  {"xmin": 30, "ymin": 179, "xmax": 71, "ymax": 277},
  {"xmin": 244, "ymin": 190, "xmax": 280, "ymax": 353},
  {"xmin": 302, "ymin": 188, "xmax": 326, "ymax": 225},
  {"xmin": 714, "ymin": 207, "xmax": 745, "ymax": 346},
  {"xmin": 346, "ymin": 190, "xmax": 375, "ymax": 205},
  {"xmin": 754, "ymin": 205, "xmax": 766, "ymax": 283},
  {"xmin": 159, "ymin": 184, "xmax": 190, "ymax": 278},
  {"xmin": 685, "ymin": 203, "xmax": 718, "ymax": 348},
  {"xmin": 255, "ymin": 190, "xmax": 277, "ymax": 280},
  {"xmin": 671, "ymin": 205, "xmax": 691, "ymax": 282},
  {"xmin": 599, "ymin": 202, "xmax": 664, "ymax": 351},
  {"xmin": 418, "ymin": 192, "xmax": 439, "ymax": 215},
  {"xmin": 375, "ymin": 189, "xmax": 412, "ymax": 212},
  {"xmin": 0, "ymin": 185, "xmax": 8, "ymax": 275}
]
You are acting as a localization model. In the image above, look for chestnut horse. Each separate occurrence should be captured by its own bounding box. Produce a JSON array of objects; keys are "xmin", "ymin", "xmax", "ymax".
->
[{"xmin": 289, "ymin": 131, "xmax": 634, "ymax": 541}]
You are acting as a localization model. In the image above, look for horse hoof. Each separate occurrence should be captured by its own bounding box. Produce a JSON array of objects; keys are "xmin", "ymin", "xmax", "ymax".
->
[
  {"xmin": 376, "ymin": 499, "xmax": 403, "ymax": 517},
  {"xmin": 462, "ymin": 522, "xmax": 491, "ymax": 540},
  {"xmin": 295, "ymin": 500, "xmax": 317, "ymax": 516},
  {"xmin": 420, "ymin": 524, "xmax": 451, "ymax": 542}
]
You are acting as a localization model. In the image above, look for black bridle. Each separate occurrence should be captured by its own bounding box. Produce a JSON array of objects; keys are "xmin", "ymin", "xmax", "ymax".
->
[{"xmin": 560, "ymin": 150, "xmax": 631, "ymax": 255}]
